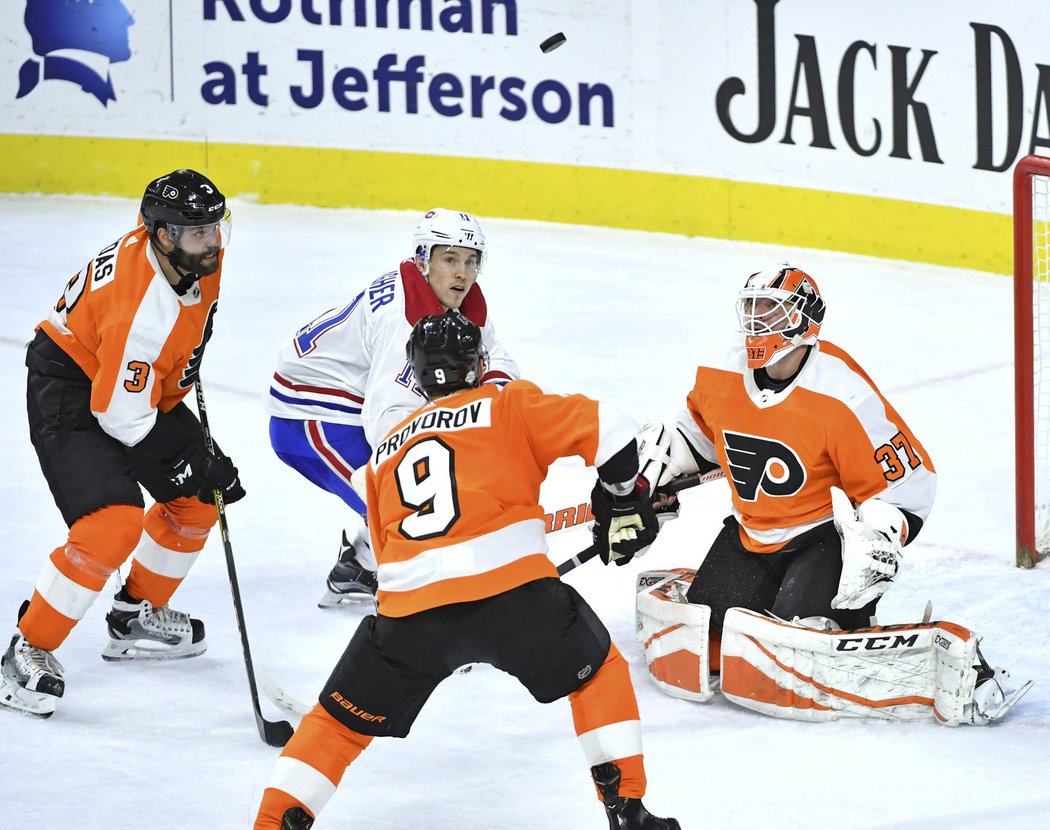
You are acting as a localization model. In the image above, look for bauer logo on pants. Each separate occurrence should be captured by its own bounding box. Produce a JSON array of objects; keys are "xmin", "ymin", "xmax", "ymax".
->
[
  {"xmin": 722, "ymin": 430, "xmax": 806, "ymax": 501},
  {"xmin": 15, "ymin": 0, "xmax": 135, "ymax": 106}
]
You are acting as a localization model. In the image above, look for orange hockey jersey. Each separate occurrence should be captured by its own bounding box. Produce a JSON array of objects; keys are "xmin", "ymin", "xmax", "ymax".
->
[
  {"xmin": 37, "ymin": 226, "xmax": 222, "ymax": 448},
  {"xmin": 366, "ymin": 380, "xmax": 639, "ymax": 617},
  {"xmin": 676, "ymin": 341, "xmax": 936, "ymax": 553}
]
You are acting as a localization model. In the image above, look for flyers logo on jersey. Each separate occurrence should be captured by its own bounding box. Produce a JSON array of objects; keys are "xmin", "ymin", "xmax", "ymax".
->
[
  {"xmin": 179, "ymin": 301, "xmax": 218, "ymax": 389},
  {"xmin": 723, "ymin": 431, "xmax": 806, "ymax": 501}
]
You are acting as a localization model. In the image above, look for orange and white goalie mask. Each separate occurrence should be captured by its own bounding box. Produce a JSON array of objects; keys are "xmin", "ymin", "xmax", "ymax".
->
[{"xmin": 736, "ymin": 267, "xmax": 826, "ymax": 369}]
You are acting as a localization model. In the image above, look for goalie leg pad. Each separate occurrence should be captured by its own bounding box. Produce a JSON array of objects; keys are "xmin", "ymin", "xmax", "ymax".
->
[
  {"xmin": 720, "ymin": 608, "xmax": 986, "ymax": 723},
  {"xmin": 635, "ymin": 569, "xmax": 714, "ymax": 702}
]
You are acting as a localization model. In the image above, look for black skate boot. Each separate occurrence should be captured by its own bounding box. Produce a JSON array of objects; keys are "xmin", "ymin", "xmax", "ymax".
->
[
  {"xmin": 591, "ymin": 762, "xmax": 681, "ymax": 830},
  {"xmin": 102, "ymin": 587, "xmax": 206, "ymax": 661},
  {"xmin": 281, "ymin": 806, "xmax": 314, "ymax": 829},
  {"xmin": 318, "ymin": 530, "xmax": 378, "ymax": 608}
]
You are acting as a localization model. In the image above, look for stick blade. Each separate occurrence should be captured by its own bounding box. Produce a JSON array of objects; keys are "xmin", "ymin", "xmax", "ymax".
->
[{"xmin": 257, "ymin": 711, "xmax": 295, "ymax": 747}]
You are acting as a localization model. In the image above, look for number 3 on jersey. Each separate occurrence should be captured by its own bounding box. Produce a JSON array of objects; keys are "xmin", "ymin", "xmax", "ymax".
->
[
  {"xmin": 395, "ymin": 437, "xmax": 461, "ymax": 540},
  {"xmin": 124, "ymin": 360, "xmax": 151, "ymax": 392}
]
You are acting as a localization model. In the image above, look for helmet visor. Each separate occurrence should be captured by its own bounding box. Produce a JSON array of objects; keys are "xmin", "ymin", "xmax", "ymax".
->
[{"xmin": 166, "ymin": 209, "xmax": 232, "ymax": 254}]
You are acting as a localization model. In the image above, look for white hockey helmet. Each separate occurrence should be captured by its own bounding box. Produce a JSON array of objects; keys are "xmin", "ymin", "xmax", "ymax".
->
[{"xmin": 412, "ymin": 208, "xmax": 486, "ymax": 275}]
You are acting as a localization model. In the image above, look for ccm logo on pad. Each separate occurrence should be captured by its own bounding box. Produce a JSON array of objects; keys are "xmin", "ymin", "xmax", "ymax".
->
[{"xmin": 835, "ymin": 634, "xmax": 920, "ymax": 652}]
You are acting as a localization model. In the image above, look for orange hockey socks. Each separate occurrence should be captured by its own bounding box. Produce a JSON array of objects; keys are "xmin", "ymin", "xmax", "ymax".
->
[
  {"xmin": 19, "ymin": 505, "xmax": 142, "ymax": 651},
  {"xmin": 125, "ymin": 499, "xmax": 214, "ymax": 606},
  {"xmin": 253, "ymin": 704, "xmax": 373, "ymax": 829},
  {"xmin": 569, "ymin": 643, "xmax": 647, "ymax": 800}
]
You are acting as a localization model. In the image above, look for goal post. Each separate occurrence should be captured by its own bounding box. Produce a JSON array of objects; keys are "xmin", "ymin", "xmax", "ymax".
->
[{"xmin": 1013, "ymin": 154, "xmax": 1050, "ymax": 568}]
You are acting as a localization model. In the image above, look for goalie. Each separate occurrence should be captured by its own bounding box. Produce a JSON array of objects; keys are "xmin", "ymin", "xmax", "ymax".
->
[{"xmin": 634, "ymin": 266, "xmax": 1031, "ymax": 726}]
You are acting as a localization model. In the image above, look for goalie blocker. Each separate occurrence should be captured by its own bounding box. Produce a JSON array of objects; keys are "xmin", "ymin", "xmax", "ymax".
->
[{"xmin": 635, "ymin": 571, "xmax": 1032, "ymax": 726}]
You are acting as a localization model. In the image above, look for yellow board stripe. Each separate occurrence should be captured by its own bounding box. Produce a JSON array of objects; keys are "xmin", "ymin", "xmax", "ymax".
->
[{"xmin": 0, "ymin": 133, "xmax": 1010, "ymax": 274}]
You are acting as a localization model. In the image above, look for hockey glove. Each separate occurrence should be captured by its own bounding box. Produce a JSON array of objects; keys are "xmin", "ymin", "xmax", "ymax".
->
[
  {"xmin": 830, "ymin": 486, "xmax": 905, "ymax": 610},
  {"xmin": 590, "ymin": 475, "xmax": 660, "ymax": 566},
  {"xmin": 166, "ymin": 442, "xmax": 246, "ymax": 506}
]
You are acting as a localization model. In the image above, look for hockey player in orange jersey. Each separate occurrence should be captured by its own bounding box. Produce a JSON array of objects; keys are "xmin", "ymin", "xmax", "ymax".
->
[
  {"xmin": 254, "ymin": 311, "xmax": 681, "ymax": 830},
  {"xmin": 0, "ymin": 170, "xmax": 246, "ymax": 720},
  {"xmin": 635, "ymin": 266, "xmax": 1031, "ymax": 725}
]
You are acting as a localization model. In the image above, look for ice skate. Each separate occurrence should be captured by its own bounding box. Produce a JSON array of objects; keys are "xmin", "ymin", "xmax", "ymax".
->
[
  {"xmin": 318, "ymin": 530, "xmax": 378, "ymax": 608},
  {"xmin": 0, "ymin": 633, "xmax": 65, "ymax": 719},
  {"xmin": 101, "ymin": 587, "xmax": 206, "ymax": 661},
  {"xmin": 592, "ymin": 762, "xmax": 681, "ymax": 830},
  {"xmin": 280, "ymin": 806, "xmax": 315, "ymax": 829},
  {"xmin": 964, "ymin": 646, "xmax": 1034, "ymax": 725}
]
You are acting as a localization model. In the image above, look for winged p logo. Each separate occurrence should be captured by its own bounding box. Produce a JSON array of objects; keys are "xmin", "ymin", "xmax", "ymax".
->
[{"xmin": 723, "ymin": 431, "xmax": 806, "ymax": 502}]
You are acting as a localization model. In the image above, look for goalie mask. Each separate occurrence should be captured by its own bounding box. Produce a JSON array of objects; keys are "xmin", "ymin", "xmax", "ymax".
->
[
  {"xmin": 141, "ymin": 169, "xmax": 230, "ymax": 284},
  {"xmin": 736, "ymin": 267, "xmax": 826, "ymax": 369},
  {"xmin": 407, "ymin": 310, "xmax": 487, "ymax": 400},
  {"xmin": 412, "ymin": 208, "xmax": 486, "ymax": 276}
]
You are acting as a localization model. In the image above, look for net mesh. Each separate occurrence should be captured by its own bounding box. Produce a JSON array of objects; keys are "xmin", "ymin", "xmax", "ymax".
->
[{"xmin": 1033, "ymin": 176, "xmax": 1050, "ymax": 558}]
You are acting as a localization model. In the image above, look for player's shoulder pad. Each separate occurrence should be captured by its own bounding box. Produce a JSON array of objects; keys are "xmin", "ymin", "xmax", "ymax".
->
[
  {"xmin": 803, "ymin": 340, "xmax": 882, "ymax": 407},
  {"xmin": 496, "ymin": 377, "xmax": 541, "ymax": 397}
]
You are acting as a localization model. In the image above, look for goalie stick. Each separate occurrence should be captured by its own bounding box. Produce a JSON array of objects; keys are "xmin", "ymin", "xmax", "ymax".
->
[
  {"xmin": 556, "ymin": 469, "xmax": 725, "ymax": 576},
  {"xmin": 196, "ymin": 380, "xmax": 295, "ymax": 748}
]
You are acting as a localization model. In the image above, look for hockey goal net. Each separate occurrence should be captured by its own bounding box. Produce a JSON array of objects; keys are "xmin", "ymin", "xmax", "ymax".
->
[{"xmin": 1014, "ymin": 154, "xmax": 1050, "ymax": 568}]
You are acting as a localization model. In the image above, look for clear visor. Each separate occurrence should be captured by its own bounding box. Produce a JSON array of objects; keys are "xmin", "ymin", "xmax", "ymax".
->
[
  {"xmin": 167, "ymin": 210, "xmax": 232, "ymax": 253},
  {"xmin": 421, "ymin": 244, "xmax": 485, "ymax": 277},
  {"xmin": 736, "ymin": 289, "xmax": 801, "ymax": 336}
]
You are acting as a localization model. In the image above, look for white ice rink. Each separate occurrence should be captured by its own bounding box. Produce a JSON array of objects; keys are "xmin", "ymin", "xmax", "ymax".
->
[{"xmin": 0, "ymin": 194, "xmax": 1047, "ymax": 829}]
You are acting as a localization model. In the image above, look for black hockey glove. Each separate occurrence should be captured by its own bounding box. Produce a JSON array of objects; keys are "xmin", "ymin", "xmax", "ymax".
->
[
  {"xmin": 590, "ymin": 475, "xmax": 659, "ymax": 566},
  {"xmin": 166, "ymin": 442, "xmax": 246, "ymax": 506}
]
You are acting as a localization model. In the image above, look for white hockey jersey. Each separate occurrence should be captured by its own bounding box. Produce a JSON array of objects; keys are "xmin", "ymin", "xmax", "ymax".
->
[{"xmin": 266, "ymin": 259, "xmax": 519, "ymax": 447}]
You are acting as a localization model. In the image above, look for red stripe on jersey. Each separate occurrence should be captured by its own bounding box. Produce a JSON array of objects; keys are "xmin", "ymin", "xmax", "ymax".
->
[
  {"xmin": 273, "ymin": 372, "xmax": 364, "ymax": 403},
  {"xmin": 306, "ymin": 421, "xmax": 356, "ymax": 483}
]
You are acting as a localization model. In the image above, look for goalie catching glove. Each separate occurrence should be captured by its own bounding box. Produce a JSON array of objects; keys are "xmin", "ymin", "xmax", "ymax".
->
[
  {"xmin": 830, "ymin": 486, "xmax": 906, "ymax": 610},
  {"xmin": 590, "ymin": 475, "xmax": 659, "ymax": 566}
]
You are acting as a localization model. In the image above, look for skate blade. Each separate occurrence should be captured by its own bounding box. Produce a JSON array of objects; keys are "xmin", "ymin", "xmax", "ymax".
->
[
  {"xmin": 101, "ymin": 637, "xmax": 208, "ymax": 662},
  {"xmin": 317, "ymin": 589, "xmax": 376, "ymax": 610},
  {"xmin": 985, "ymin": 679, "xmax": 1035, "ymax": 722},
  {"xmin": 0, "ymin": 674, "xmax": 58, "ymax": 719}
]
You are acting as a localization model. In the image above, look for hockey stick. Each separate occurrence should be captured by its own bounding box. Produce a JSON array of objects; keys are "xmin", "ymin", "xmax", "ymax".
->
[
  {"xmin": 196, "ymin": 380, "xmax": 295, "ymax": 748},
  {"xmin": 556, "ymin": 469, "xmax": 725, "ymax": 576}
]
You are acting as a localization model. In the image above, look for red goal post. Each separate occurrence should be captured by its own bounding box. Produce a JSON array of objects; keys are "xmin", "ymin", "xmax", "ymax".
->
[{"xmin": 1014, "ymin": 154, "xmax": 1050, "ymax": 568}]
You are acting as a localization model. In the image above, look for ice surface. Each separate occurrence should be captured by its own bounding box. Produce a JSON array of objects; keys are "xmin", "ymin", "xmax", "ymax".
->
[{"xmin": 0, "ymin": 194, "xmax": 1046, "ymax": 829}]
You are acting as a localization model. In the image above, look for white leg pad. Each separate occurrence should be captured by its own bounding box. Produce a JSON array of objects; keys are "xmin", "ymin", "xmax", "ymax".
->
[
  {"xmin": 720, "ymin": 607, "xmax": 982, "ymax": 724},
  {"xmin": 635, "ymin": 569, "xmax": 714, "ymax": 703}
]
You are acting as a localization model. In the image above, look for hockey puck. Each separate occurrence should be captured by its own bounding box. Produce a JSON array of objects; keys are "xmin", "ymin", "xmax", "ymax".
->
[{"xmin": 540, "ymin": 32, "xmax": 566, "ymax": 53}]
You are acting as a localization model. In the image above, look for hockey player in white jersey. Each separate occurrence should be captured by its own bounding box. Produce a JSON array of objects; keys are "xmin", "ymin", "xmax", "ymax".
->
[{"xmin": 266, "ymin": 209, "xmax": 519, "ymax": 606}]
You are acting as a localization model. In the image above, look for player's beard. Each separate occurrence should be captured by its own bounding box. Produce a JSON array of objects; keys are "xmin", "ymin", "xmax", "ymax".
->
[{"xmin": 177, "ymin": 247, "xmax": 220, "ymax": 276}]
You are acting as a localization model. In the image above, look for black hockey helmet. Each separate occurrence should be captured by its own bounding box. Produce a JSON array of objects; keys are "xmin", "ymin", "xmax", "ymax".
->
[
  {"xmin": 407, "ymin": 310, "xmax": 486, "ymax": 400},
  {"xmin": 140, "ymin": 169, "xmax": 226, "ymax": 240}
]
